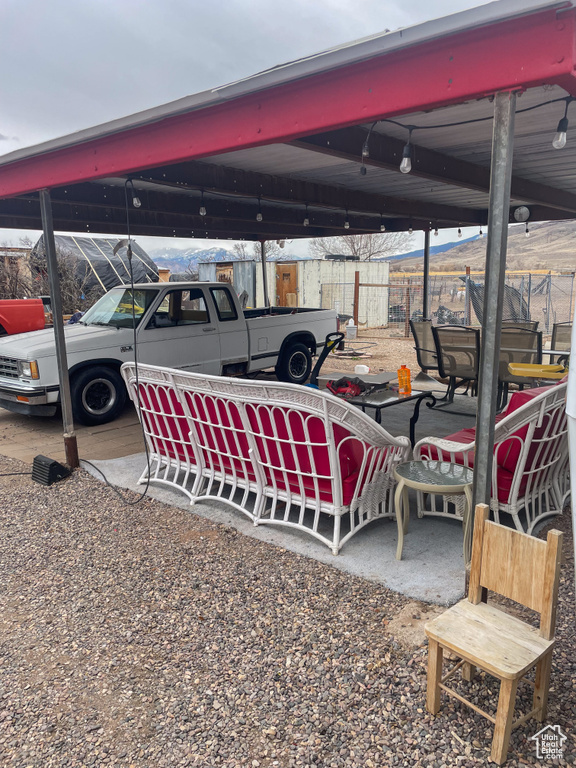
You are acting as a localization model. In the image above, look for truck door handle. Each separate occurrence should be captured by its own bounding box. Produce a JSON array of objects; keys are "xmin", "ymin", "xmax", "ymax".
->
[{"xmin": 202, "ymin": 326, "xmax": 216, "ymax": 332}]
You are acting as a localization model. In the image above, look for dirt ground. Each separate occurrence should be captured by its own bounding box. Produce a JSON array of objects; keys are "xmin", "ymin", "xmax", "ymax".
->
[{"xmin": 323, "ymin": 326, "xmax": 420, "ymax": 377}]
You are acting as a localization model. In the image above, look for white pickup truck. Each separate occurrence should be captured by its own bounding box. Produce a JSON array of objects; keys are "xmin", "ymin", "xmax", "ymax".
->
[{"xmin": 0, "ymin": 281, "xmax": 337, "ymax": 425}]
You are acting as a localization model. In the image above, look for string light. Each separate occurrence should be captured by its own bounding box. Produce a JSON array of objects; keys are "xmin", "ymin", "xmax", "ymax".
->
[
  {"xmin": 344, "ymin": 210, "xmax": 350, "ymax": 229},
  {"xmin": 552, "ymin": 97, "xmax": 574, "ymax": 149},
  {"xmin": 359, "ymin": 94, "xmax": 576, "ymax": 171},
  {"xmin": 126, "ymin": 179, "xmax": 141, "ymax": 208},
  {"xmin": 479, "ymin": 227, "xmax": 483, "ymax": 237},
  {"xmin": 458, "ymin": 227, "xmax": 462, "ymax": 238},
  {"xmin": 256, "ymin": 197, "xmax": 263, "ymax": 222},
  {"xmin": 199, "ymin": 190, "xmax": 206, "ymax": 217},
  {"xmin": 525, "ymin": 222, "xmax": 530, "ymax": 237},
  {"xmin": 434, "ymin": 227, "xmax": 439, "ymax": 236},
  {"xmin": 400, "ymin": 128, "xmax": 413, "ymax": 174},
  {"xmin": 303, "ymin": 204, "xmax": 309, "ymax": 227},
  {"xmin": 380, "ymin": 215, "xmax": 386, "ymax": 232}
]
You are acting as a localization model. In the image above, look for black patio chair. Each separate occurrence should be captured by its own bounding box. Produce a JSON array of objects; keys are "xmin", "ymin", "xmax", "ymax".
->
[
  {"xmin": 432, "ymin": 325, "xmax": 480, "ymax": 405},
  {"xmin": 502, "ymin": 319, "xmax": 539, "ymax": 331},
  {"xmin": 497, "ymin": 327, "xmax": 542, "ymax": 410},
  {"xmin": 550, "ymin": 321, "xmax": 572, "ymax": 364},
  {"xmin": 410, "ymin": 319, "xmax": 439, "ymax": 373}
]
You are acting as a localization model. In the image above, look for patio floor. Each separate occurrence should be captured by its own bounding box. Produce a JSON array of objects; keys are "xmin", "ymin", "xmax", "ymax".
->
[
  {"xmin": 82, "ymin": 381, "xmax": 479, "ymax": 606},
  {"xmin": 0, "ymin": 375, "xmax": 480, "ymax": 604}
]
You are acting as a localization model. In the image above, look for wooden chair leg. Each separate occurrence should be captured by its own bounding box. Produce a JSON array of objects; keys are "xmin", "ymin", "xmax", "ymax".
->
[
  {"xmin": 533, "ymin": 652, "xmax": 553, "ymax": 722},
  {"xmin": 462, "ymin": 662, "xmax": 476, "ymax": 682},
  {"xmin": 426, "ymin": 639, "xmax": 443, "ymax": 715},
  {"xmin": 491, "ymin": 677, "xmax": 518, "ymax": 765}
]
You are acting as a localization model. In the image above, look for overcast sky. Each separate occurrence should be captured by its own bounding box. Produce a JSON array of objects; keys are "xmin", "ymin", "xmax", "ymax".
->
[{"xmin": 0, "ymin": 0, "xmax": 487, "ymax": 253}]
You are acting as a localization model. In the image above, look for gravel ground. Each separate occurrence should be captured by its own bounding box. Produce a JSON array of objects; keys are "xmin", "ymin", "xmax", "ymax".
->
[{"xmin": 0, "ymin": 454, "xmax": 574, "ymax": 767}]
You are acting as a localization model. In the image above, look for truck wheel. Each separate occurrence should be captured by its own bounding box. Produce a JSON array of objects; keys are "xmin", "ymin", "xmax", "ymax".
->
[
  {"xmin": 275, "ymin": 342, "xmax": 312, "ymax": 385},
  {"xmin": 71, "ymin": 366, "xmax": 127, "ymax": 426}
]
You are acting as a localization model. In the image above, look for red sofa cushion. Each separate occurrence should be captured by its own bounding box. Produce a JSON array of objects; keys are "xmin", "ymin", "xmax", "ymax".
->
[{"xmin": 424, "ymin": 384, "xmax": 559, "ymax": 503}]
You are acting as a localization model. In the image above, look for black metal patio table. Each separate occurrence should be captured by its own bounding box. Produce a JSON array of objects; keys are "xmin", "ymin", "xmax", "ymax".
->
[{"xmin": 346, "ymin": 388, "xmax": 437, "ymax": 446}]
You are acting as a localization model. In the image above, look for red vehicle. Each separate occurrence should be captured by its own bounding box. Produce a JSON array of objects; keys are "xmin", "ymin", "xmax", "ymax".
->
[{"xmin": 0, "ymin": 299, "xmax": 45, "ymax": 336}]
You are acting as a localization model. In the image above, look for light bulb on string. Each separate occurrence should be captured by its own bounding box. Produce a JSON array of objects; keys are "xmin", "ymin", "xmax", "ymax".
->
[
  {"xmin": 458, "ymin": 227, "xmax": 462, "ymax": 238},
  {"xmin": 552, "ymin": 97, "xmax": 573, "ymax": 149},
  {"xmin": 434, "ymin": 227, "xmax": 439, "ymax": 237},
  {"xmin": 380, "ymin": 215, "xmax": 386, "ymax": 233},
  {"xmin": 344, "ymin": 210, "xmax": 350, "ymax": 230},
  {"xmin": 256, "ymin": 197, "xmax": 263, "ymax": 222},
  {"xmin": 199, "ymin": 190, "xmax": 206, "ymax": 217},
  {"xmin": 525, "ymin": 222, "xmax": 530, "ymax": 237},
  {"xmin": 400, "ymin": 128, "xmax": 413, "ymax": 174},
  {"xmin": 479, "ymin": 227, "xmax": 483, "ymax": 237},
  {"xmin": 303, "ymin": 204, "xmax": 310, "ymax": 227},
  {"xmin": 126, "ymin": 179, "xmax": 141, "ymax": 208}
]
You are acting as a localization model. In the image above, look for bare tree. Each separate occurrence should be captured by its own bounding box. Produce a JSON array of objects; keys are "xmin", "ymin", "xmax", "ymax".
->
[
  {"xmin": 28, "ymin": 244, "xmax": 105, "ymax": 314},
  {"xmin": 0, "ymin": 245, "xmax": 33, "ymax": 299},
  {"xmin": 308, "ymin": 232, "xmax": 414, "ymax": 261},
  {"xmin": 232, "ymin": 240, "xmax": 283, "ymax": 261}
]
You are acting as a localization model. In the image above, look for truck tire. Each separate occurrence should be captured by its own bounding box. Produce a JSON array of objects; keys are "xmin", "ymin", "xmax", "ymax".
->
[
  {"xmin": 71, "ymin": 366, "xmax": 127, "ymax": 426},
  {"xmin": 275, "ymin": 342, "xmax": 312, "ymax": 385}
]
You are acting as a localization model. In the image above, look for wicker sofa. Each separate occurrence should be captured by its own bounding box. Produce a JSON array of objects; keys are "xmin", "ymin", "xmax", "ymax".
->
[
  {"xmin": 414, "ymin": 381, "xmax": 568, "ymax": 534},
  {"xmin": 121, "ymin": 362, "xmax": 411, "ymax": 554}
]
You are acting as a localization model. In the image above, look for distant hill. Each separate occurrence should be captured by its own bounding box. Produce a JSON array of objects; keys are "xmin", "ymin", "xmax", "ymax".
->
[
  {"xmin": 384, "ymin": 234, "xmax": 478, "ymax": 262},
  {"xmin": 390, "ymin": 221, "xmax": 576, "ymax": 272}
]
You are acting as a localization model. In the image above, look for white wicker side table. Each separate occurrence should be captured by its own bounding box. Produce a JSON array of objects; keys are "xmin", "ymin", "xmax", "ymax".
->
[{"xmin": 393, "ymin": 460, "xmax": 474, "ymax": 563}]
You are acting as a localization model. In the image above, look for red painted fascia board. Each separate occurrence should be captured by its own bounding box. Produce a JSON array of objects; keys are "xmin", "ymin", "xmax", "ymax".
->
[{"xmin": 1, "ymin": 7, "xmax": 576, "ymax": 200}]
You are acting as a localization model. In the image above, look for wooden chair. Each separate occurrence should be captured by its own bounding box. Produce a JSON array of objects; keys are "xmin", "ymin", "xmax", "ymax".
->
[{"xmin": 425, "ymin": 504, "xmax": 563, "ymax": 765}]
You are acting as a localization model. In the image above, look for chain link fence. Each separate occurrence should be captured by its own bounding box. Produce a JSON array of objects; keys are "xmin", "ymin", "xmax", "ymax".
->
[{"xmin": 387, "ymin": 272, "xmax": 575, "ymax": 337}]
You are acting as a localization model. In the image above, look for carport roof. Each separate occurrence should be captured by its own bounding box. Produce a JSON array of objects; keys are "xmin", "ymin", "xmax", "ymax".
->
[{"xmin": 1, "ymin": 0, "xmax": 576, "ymax": 241}]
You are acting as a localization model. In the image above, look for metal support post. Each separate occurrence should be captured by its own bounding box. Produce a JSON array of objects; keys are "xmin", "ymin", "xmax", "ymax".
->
[
  {"xmin": 353, "ymin": 271, "xmax": 360, "ymax": 326},
  {"xmin": 472, "ymin": 91, "xmax": 516, "ymax": 510},
  {"xmin": 39, "ymin": 189, "xmax": 79, "ymax": 468},
  {"xmin": 465, "ymin": 266, "xmax": 471, "ymax": 326},
  {"xmin": 404, "ymin": 286, "xmax": 411, "ymax": 338},
  {"xmin": 423, "ymin": 230, "xmax": 430, "ymax": 319},
  {"xmin": 260, "ymin": 240, "xmax": 270, "ymax": 310}
]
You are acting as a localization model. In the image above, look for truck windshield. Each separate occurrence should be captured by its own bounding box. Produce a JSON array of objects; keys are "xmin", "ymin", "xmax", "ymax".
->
[{"xmin": 81, "ymin": 289, "xmax": 155, "ymax": 328}]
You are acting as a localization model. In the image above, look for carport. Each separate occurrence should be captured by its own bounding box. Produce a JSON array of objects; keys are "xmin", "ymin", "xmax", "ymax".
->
[{"xmin": 0, "ymin": 0, "xmax": 575, "ymax": 539}]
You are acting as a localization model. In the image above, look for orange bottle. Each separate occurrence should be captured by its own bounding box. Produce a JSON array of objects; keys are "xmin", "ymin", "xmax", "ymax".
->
[{"xmin": 397, "ymin": 364, "xmax": 412, "ymax": 395}]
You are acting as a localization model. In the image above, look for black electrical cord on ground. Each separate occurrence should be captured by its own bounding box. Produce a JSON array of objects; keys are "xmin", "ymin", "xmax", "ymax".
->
[
  {"xmin": 78, "ymin": 179, "xmax": 153, "ymax": 506},
  {"xmin": 0, "ymin": 471, "xmax": 33, "ymax": 476}
]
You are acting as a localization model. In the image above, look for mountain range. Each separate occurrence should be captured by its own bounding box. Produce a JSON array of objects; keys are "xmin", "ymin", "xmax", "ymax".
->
[{"xmin": 146, "ymin": 220, "xmax": 576, "ymax": 274}]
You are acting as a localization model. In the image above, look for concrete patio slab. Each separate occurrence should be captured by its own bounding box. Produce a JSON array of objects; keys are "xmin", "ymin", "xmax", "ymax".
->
[{"xmin": 84, "ymin": 451, "xmax": 470, "ymax": 606}]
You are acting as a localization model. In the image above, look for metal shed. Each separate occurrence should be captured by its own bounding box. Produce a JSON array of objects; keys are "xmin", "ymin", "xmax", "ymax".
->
[{"xmin": 256, "ymin": 259, "xmax": 390, "ymax": 327}]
